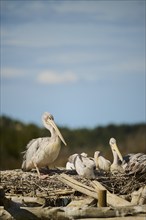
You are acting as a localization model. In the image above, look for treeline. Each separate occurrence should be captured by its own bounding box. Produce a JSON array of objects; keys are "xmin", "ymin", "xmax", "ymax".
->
[{"xmin": 0, "ymin": 115, "xmax": 146, "ymax": 169}]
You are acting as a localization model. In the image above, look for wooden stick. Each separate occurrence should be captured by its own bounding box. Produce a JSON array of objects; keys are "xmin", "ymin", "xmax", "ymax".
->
[
  {"xmin": 67, "ymin": 197, "xmax": 96, "ymax": 208},
  {"xmin": 92, "ymin": 180, "xmax": 131, "ymax": 207},
  {"xmin": 98, "ymin": 189, "xmax": 107, "ymax": 207},
  {"xmin": 59, "ymin": 174, "xmax": 131, "ymax": 207},
  {"xmin": 58, "ymin": 173, "xmax": 97, "ymax": 199}
]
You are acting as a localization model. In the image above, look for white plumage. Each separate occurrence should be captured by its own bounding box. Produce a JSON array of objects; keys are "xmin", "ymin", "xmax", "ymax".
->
[
  {"xmin": 22, "ymin": 112, "xmax": 67, "ymax": 176},
  {"xmin": 68, "ymin": 152, "xmax": 96, "ymax": 179},
  {"xmin": 109, "ymin": 138, "xmax": 124, "ymax": 174},
  {"xmin": 94, "ymin": 151, "xmax": 111, "ymax": 172},
  {"xmin": 123, "ymin": 153, "xmax": 146, "ymax": 174},
  {"xmin": 66, "ymin": 161, "xmax": 75, "ymax": 170},
  {"xmin": 109, "ymin": 137, "xmax": 146, "ymax": 175}
]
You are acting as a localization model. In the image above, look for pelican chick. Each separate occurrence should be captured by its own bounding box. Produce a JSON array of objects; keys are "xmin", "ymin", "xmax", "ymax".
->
[
  {"xmin": 94, "ymin": 151, "xmax": 111, "ymax": 172},
  {"xmin": 68, "ymin": 153, "xmax": 96, "ymax": 179},
  {"xmin": 21, "ymin": 112, "xmax": 67, "ymax": 177}
]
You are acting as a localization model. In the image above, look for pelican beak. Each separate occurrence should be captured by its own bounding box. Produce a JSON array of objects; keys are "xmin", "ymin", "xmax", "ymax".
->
[
  {"xmin": 112, "ymin": 143, "xmax": 123, "ymax": 161},
  {"xmin": 48, "ymin": 120, "xmax": 67, "ymax": 146}
]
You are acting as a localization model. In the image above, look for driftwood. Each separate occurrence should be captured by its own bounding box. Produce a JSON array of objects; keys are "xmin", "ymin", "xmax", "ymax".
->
[
  {"xmin": 59, "ymin": 173, "xmax": 131, "ymax": 207},
  {"xmin": 0, "ymin": 204, "xmax": 146, "ymax": 220},
  {"xmin": 67, "ymin": 197, "xmax": 96, "ymax": 208},
  {"xmin": 58, "ymin": 173, "xmax": 97, "ymax": 199},
  {"xmin": 92, "ymin": 180, "xmax": 131, "ymax": 207},
  {"xmin": 63, "ymin": 205, "xmax": 146, "ymax": 219}
]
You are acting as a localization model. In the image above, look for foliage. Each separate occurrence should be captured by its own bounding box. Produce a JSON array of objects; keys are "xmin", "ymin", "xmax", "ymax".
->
[{"xmin": 0, "ymin": 115, "xmax": 146, "ymax": 169}]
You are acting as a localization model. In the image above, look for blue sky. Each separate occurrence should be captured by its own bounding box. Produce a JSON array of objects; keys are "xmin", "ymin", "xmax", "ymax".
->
[{"xmin": 1, "ymin": 0, "xmax": 145, "ymax": 128}]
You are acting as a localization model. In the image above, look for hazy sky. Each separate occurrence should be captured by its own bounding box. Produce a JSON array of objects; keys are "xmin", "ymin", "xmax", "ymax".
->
[{"xmin": 1, "ymin": 0, "xmax": 145, "ymax": 128}]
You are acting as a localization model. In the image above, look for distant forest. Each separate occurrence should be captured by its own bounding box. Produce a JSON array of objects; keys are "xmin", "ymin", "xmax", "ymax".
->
[{"xmin": 0, "ymin": 115, "xmax": 146, "ymax": 169}]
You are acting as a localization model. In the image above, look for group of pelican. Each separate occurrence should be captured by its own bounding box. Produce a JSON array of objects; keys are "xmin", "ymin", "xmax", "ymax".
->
[
  {"xmin": 22, "ymin": 112, "xmax": 146, "ymax": 178},
  {"xmin": 66, "ymin": 137, "xmax": 146, "ymax": 178}
]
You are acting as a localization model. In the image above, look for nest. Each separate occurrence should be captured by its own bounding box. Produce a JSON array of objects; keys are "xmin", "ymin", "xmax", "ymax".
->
[
  {"xmin": 94, "ymin": 171, "xmax": 146, "ymax": 195},
  {"xmin": 1, "ymin": 169, "xmax": 146, "ymax": 220},
  {"xmin": 1, "ymin": 169, "xmax": 146, "ymax": 198}
]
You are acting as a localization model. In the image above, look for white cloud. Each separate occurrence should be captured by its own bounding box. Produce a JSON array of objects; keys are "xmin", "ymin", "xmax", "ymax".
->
[{"xmin": 37, "ymin": 70, "xmax": 78, "ymax": 84}]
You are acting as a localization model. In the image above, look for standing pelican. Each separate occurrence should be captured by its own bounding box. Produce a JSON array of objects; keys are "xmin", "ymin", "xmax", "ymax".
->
[
  {"xmin": 94, "ymin": 151, "xmax": 111, "ymax": 172},
  {"xmin": 22, "ymin": 112, "xmax": 67, "ymax": 177},
  {"xmin": 109, "ymin": 137, "xmax": 146, "ymax": 175},
  {"xmin": 68, "ymin": 152, "xmax": 96, "ymax": 179}
]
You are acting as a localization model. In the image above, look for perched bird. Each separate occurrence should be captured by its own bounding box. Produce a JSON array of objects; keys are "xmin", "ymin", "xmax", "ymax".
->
[
  {"xmin": 94, "ymin": 151, "xmax": 111, "ymax": 172},
  {"xmin": 109, "ymin": 137, "xmax": 146, "ymax": 175},
  {"xmin": 68, "ymin": 152, "xmax": 96, "ymax": 179},
  {"xmin": 109, "ymin": 138, "xmax": 124, "ymax": 174},
  {"xmin": 21, "ymin": 112, "xmax": 67, "ymax": 177}
]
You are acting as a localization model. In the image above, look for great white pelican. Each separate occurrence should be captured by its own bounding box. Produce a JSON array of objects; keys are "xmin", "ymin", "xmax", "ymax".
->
[
  {"xmin": 21, "ymin": 112, "xmax": 67, "ymax": 177},
  {"xmin": 109, "ymin": 137, "xmax": 146, "ymax": 175}
]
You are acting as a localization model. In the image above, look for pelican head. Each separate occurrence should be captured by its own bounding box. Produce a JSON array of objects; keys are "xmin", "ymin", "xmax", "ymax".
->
[
  {"xmin": 109, "ymin": 138, "xmax": 123, "ymax": 161},
  {"xmin": 42, "ymin": 112, "xmax": 67, "ymax": 146}
]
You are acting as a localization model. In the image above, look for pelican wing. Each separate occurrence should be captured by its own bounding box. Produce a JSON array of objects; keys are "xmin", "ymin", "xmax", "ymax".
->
[
  {"xmin": 68, "ymin": 154, "xmax": 78, "ymax": 163},
  {"xmin": 21, "ymin": 138, "xmax": 40, "ymax": 170},
  {"xmin": 74, "ymin": 154, "xmax": 95, "ymax": 179},
  {"xmin": 22, "ymin": 137, "xmax": 50, "ymax": 170},
  {"xmin": 122, "ymin": 153, "xmax": 134, "ymax": 164},
  {"xmin": 124, "ymin": 153, "xmax": 146, "ymax": 174},
  {"xmin": 98, "ymin": 156, "xmax": 111, "ymax": 171},
  {"xmin": 22, "ymin": 139, "xmax": 38, "ymax": 159},
  {"xmin": 66, "ymin": 162, "xmax": 75, "ymax": 170}
]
